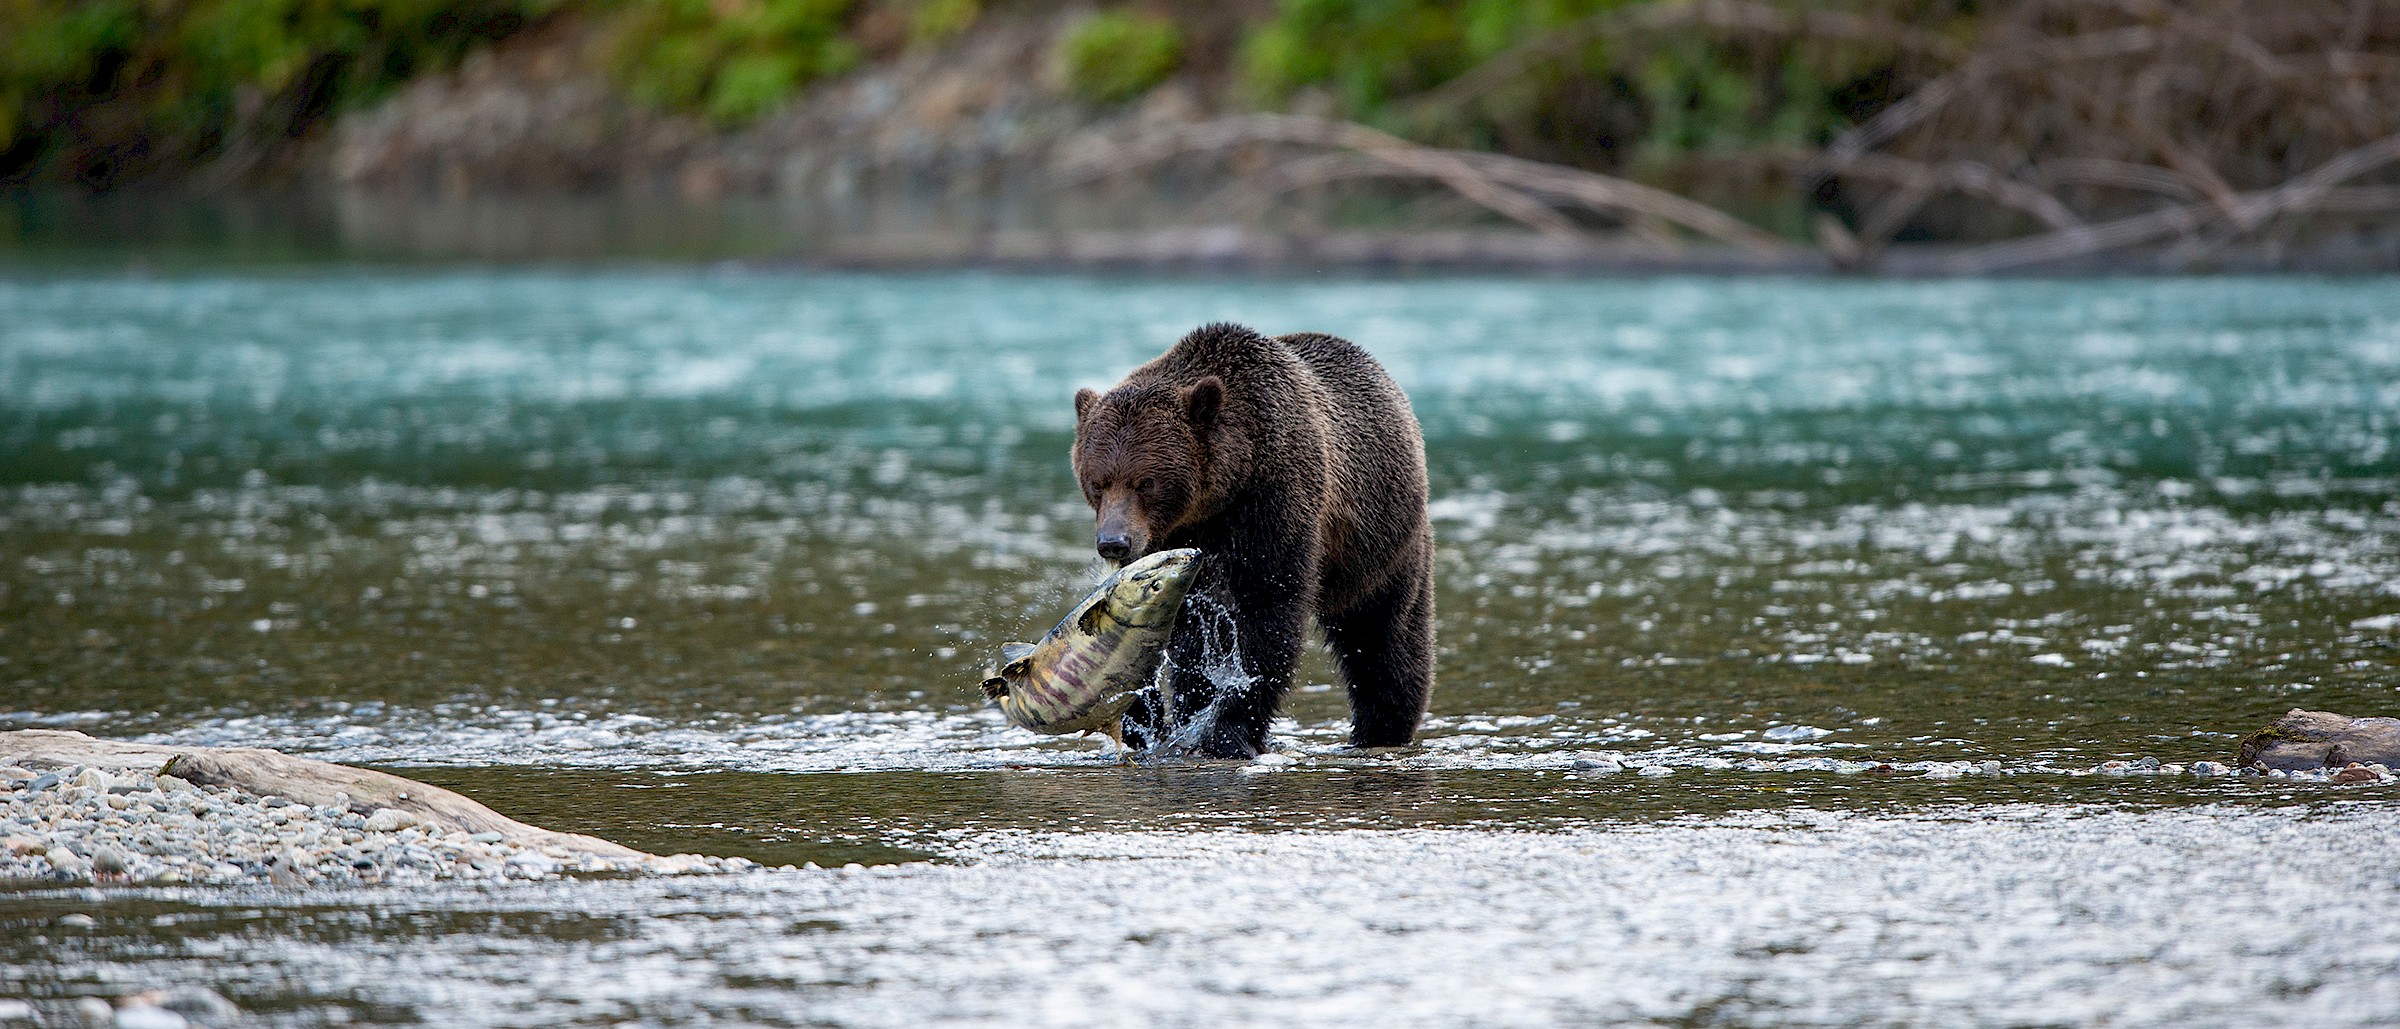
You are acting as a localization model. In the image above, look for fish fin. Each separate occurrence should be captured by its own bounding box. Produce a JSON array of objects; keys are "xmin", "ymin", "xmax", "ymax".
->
[
  {"xmin": 1077, "ymin": 600, "xmax": 1110, "ymax": 637},
  {"xmin": 979, "ymin": 676, "xmax": 1009, "ymax": 699},
  {"xmin": 1000, "ymin": 656, "xmax": 1032, "ymax": 679},
  {"xmin": 1000, "ymin": 642, "xmax": 1036, "ymax": 663}
]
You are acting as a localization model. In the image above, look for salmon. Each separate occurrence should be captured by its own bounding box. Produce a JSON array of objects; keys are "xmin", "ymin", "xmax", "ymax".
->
[{"xmin": 980, "ymin": 548, "xmax": 1202, "ymax": 747}]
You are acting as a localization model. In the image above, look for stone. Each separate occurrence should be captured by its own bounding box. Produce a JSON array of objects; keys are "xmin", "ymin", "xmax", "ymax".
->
[
  {"xmin": 74, "ymin": 997, "xmax": 114, "ymax": 1026},
  {"xmin": 362, "ymin": 808, "xmax": 419, "ymax": 833},
  {"xmin": 153, "ymin": 987, "xmax": 240, "ymax": 1023},
  {"xmin": 2237, "ymin": 709, "xmax": 2400, "ymax": 771},
  {"xmin": 2330, "ymin": 764, "xmax": 2384, "ymax": 785},
  {"xmin": 112, "ymin": 1006, "xmax": 188, "ymax": 1029}
]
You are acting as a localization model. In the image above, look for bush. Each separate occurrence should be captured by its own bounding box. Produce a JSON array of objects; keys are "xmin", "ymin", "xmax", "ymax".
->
[
  {"xmin": 1236, "ymin": 0, "xmax": 1882, "ymax": 165},
  {"xmin": 1058, "ymin": 10, "xmax": 1182, "ymax": 105},
  {"xmin": 608, "ymin": 0, "xmax": 860, "ymax": 126},
  {"xmin": 1, "ymin": 0, "xmax": 544, "ymax": 186},
  {"xmin": 906, "ymin": 0, "xmax": 980, "ymax": 48}
]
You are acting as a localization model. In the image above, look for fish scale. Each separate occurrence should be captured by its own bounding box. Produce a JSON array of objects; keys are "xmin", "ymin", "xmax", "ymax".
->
[{"xmin": 980, "ymin": 549, "xmax": 1202, "ymax": 748}]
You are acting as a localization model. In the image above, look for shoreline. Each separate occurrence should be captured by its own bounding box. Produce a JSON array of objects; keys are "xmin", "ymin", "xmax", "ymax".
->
[
  {"xmin": 0, "ymin": 731, "xmax": 746, "ymax": 886},
  {"xmin": 9, "ymin": 189, "xmax": 2400, "ymax": 275}
]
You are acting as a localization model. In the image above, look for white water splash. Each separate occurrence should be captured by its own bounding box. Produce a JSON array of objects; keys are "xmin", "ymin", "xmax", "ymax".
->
[{"xmin": 1143, "ymin": 591, "xmax": 1264, "ymax": 756}]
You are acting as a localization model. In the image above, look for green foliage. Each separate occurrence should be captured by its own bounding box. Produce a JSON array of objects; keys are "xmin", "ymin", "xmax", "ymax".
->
[
  {"xmin": 905, "ymin": 0, "xmax": 979, "ymax": 47},
  {"xmin": 1237, "ymin": 0, "xmax": 1880, "ymax": 163},
  {"xmin": 1, "ymin": 0, "xmax": 543, "ymax": 183},
  {"xmin": 1058, "ymin": 10, "xmax": 1182, "ymax": 105},
  {"xmin": 1241, "ymin": 0, "xmax": 1590, "ymax": 114},
  {"xmin": 608, "ymin": 0, "xmax": 859, "ymax": 126}
]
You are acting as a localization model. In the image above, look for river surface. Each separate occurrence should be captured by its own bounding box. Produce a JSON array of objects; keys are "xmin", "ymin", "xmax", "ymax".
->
[{"xmin": 3, "ymin": 270, "xmax": 2398, "ymax": 1025}]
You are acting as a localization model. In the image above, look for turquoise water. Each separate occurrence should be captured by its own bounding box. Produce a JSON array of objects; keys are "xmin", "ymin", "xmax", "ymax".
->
[{"xmin": 4, "ymin": 270, "xmax": 2399, "ymax": 1025}]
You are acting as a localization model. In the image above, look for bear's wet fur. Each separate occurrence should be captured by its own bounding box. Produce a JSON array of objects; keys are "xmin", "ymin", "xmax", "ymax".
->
[{"xmin": 1072, "ymin": 323, "xmax": 1434, "ymax": 757}]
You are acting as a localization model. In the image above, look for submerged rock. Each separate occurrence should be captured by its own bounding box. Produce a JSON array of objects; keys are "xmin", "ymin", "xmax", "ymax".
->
[{"xmin": 2236, "ymin": 709, "xmax": 2400, "ymax": 772}]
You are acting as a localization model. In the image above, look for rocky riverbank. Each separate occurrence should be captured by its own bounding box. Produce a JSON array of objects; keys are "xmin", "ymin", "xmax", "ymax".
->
[{"xmin": 0, "ymin": 731, "xmax": 747, "ymax": 885}]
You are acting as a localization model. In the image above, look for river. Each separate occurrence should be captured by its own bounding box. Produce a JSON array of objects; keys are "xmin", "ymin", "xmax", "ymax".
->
[{"xmin": 4, "ymin": 270, "xmax": 2398, "ymax": 1025}]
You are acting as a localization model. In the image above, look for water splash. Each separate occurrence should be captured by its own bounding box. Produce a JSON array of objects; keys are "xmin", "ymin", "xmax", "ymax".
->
[{"xmin": 1144, "ymin": 591, "xmax": 1263, "ymax": 756}]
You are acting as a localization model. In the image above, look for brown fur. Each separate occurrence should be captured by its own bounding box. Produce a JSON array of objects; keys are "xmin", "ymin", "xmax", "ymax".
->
[{"xmin": 1072, "ymin": 323, "xmax": 1435, "ymax": 756}]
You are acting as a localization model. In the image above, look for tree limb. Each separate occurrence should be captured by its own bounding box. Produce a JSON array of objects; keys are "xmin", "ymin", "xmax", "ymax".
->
[
  {"xmin": 1059, "ymin": 114, "xmax": 1788, "ymax": 250},
  {"xmin": 1940, "ymin": 132, "xmax": 2400, "ymax": 272}
]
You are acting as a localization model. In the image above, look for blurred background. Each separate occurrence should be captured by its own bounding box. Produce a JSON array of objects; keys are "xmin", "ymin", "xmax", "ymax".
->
[{"xmin": 4, "ymin": 0, "xmax": 2398, "ymax": 269}]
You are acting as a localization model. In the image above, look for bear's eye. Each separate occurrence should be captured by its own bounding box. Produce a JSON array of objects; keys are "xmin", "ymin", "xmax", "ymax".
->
[{"xmin": 1136, "ymin": 477, "xmax": 1155, "ymax": 494}]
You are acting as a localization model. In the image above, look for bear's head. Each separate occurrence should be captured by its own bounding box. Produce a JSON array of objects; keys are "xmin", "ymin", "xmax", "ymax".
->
[{"xmin": 1071, "ymin": 375, "xmax": 1223, "ymax": 564}]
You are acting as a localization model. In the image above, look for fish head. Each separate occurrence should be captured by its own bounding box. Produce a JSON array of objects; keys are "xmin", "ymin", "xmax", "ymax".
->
[{"xmin": 1102, "ymin": 547, "xmax": 1202, "ymax": 628}]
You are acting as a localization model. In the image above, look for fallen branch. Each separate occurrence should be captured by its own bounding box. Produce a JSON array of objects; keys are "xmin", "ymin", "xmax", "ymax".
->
[
  {"xmin": 1816, "ymin": 25, "xmax": 2165, "ymax": 175},
  {"xmin": 1060, "ymin": 114, "xmax": 1788, "ymax": 250},
  {"xmin": 1939, "ymin": 131, "xmax": 2400, "ymax": 272}
]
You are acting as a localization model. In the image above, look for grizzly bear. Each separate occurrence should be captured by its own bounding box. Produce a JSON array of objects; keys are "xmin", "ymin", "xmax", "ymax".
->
[{"xmin": 1072, "ymin": 323, "xmax": 1435, "ymax": 757}]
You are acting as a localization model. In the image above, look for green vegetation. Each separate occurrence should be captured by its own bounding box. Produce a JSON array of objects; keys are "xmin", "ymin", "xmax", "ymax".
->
[
  {"xmin": 903, "ymin": 0, "xmax": 980, "ymax": 48},
  {"xmin": 1238, "ymin": 0, "xmax": 1900, "ymax": 168},
  {"xmin": 0, "ymin": 0, "xmax": 1921, "ymax": 187},
  {"xmin": 606, "ymin": 0, "xmax": 858, "ymax": 126},
  {"xmin": 1057, "ymin": 10, "xmax": 1182, "ymax": 105},
  {"xmin": 1, "ymin": 0, "xmax": 545, "ymax": 185}
]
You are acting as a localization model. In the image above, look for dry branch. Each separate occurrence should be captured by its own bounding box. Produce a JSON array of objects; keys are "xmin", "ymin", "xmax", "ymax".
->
[
  {"xmin": 1061, "ymin": 114, "xmax": 1789, "ymax": 249},
  {"xmin": 1815, "ymin": 25, "xmax": 2165, "ymax": 174},
  {"xmin": 1939, "ymin": 132, "xmax": 2400, "ymax": 271},
  {"xmin": 1056, "ymin": 2, "xmax": 2400, "ymax": 271}
]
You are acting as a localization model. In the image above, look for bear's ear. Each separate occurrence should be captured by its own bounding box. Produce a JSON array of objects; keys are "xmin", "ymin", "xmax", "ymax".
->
[
  {"xmin": 1183, "ymin": 376, "xmax": 1223, "ymax": 428},
  {"xmin": 1074, "ymin": 388, "xmax": 1100, "ymax": 423}
]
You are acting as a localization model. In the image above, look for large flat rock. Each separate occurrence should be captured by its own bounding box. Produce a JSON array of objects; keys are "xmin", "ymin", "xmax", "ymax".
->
[
  {"xmin": 1, "ymin": 729, "xmax": 648, "ymax": 860},
  {"xmin": 2236, "ymin": 709, "xmax": 2400, "ymax": 772}
]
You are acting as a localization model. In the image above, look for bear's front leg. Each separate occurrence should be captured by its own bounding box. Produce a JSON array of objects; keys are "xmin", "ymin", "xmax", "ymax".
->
[{"xmin": 1124, "ymin": 544, "xmax": 1311, "ymax": 758}]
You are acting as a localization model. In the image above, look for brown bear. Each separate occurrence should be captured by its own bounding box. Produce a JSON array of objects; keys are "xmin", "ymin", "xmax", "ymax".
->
[{"xmin": 1072, "ymin": 322, "xmax": 1435, "ymax": 757}]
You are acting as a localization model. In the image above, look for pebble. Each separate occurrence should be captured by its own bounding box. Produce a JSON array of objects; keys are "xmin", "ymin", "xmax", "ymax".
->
[
  {"xmin": 131, "ymin": 987, "xmax": 240, "ymax": 1023},
  {"xmin": 112, "ymin": 1006, "xmax": 187, "ymax": 1029},
  {"xmin": 2329, "ymin": 763, "xmax": 2388, "ymax": 785},
  {"xmin": 1, "ymin": 765, "xmax": 746, "ymax": 886},
  {"xmin": 362, "ymin": 808, "xmax": 419, "ymax": 833}
]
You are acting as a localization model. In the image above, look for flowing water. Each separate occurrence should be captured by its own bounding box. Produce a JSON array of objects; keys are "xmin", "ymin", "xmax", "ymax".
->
[{"xmin": 3, "ymin": 270, "xmax": 2399, "ymax": 1025}]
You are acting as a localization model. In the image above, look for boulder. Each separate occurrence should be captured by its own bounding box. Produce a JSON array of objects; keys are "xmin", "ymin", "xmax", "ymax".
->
[
  {"xmin": 2235, "ymin": 709, "xmax": 2400, "ymax": 772},
  {"xmin": 0, "ymin": 729, "xmax": 647, "ymax": 860}
]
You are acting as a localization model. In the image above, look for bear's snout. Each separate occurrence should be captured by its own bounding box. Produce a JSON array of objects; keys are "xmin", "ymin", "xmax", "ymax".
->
[{"xmin": 1097, "ymin": 533, "xmax": 1133, "ymax": 563}]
